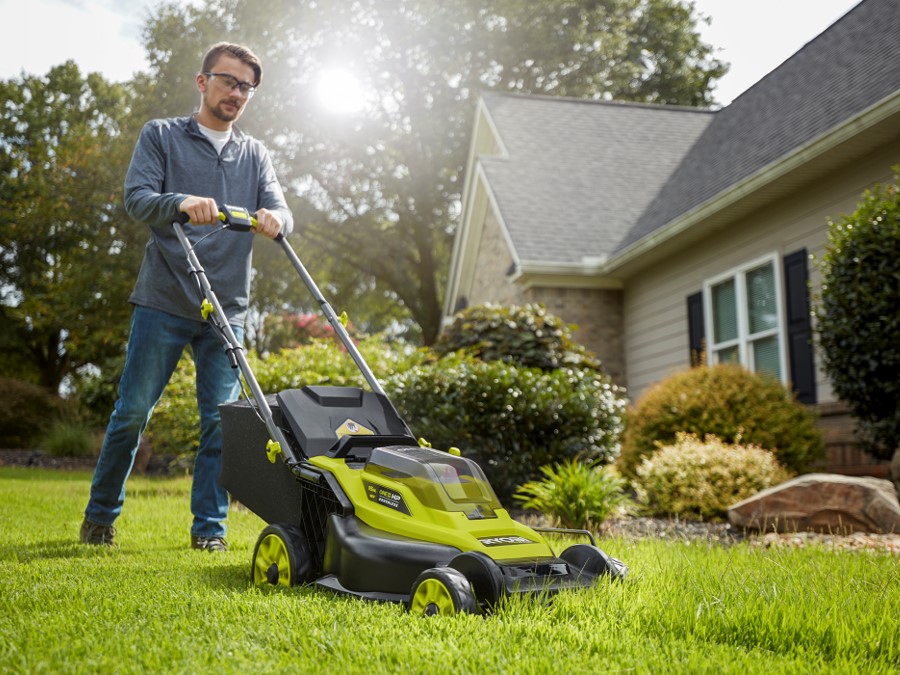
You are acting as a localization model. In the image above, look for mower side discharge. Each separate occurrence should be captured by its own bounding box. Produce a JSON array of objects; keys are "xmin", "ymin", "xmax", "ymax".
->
[{"xmin": 176, "ymin": 207, "xmax": 626, "ymax": 618}]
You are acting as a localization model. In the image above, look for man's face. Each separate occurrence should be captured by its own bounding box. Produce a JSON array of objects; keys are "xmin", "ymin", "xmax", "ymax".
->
[{"xmin": 199, "ymin": 54, "xmax": 256, "ymax": 124}]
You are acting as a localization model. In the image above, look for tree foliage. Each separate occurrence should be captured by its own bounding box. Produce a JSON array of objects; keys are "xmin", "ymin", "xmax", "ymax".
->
[
  {"xmin": 137, "ymin": 0, "xmax": 726, "ymax": 344},
  {"xmin": 0, "ymin": 63, "xmax": 144, "ymax": 391},
  {"xmin": 815, "ymin": 169, "xmax": 900, "ymax": 460}
]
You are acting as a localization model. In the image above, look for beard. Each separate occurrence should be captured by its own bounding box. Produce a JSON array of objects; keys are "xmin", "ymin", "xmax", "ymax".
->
[{"xmin": 203, "ymin": 93, "xmax": 244, "ymax": 123}]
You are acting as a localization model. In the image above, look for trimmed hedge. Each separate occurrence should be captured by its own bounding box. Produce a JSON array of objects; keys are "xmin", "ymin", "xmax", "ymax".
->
[{"xmin": 386, "ymin": 353, "xmax": 626, "ymax": 501}]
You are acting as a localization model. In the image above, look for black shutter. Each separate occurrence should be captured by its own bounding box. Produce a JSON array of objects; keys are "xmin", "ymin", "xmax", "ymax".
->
[
  {"xmin": 687, "ymin": 292, "xmax": 705, "ymax": 367},
  {"xmin": 783, "ymin": 249, "xmax": 816, "ymax": 404}
]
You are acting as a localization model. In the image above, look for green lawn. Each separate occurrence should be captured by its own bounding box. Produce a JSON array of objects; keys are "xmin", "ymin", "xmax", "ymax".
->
[{"xmin": 1, "ymin": 467, "xmax": 898, "ymax": 674}]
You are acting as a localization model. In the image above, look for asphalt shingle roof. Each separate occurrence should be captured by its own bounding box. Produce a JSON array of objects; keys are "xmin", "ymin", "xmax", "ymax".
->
[
  {"xmin": 617, "ymin": 0, "xmax": 900, "ymax": 253},
  {"xmin": 477, "ymin": 0, "xmax": 900, "ymax": 265},
  {"xmin": 480, "ymin": 94, "xmax": 712, "ymax": 265}
]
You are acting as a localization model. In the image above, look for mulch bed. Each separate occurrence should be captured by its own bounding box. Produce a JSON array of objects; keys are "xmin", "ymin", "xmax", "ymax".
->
[{"xmin": 3, "ymin": 448, "xmax": 898, "ymax": 555}]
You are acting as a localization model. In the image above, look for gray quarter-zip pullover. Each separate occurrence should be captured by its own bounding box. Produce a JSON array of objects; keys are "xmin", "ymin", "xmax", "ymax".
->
[{"xmin": 124, "ymin": 114, "xmax": 293, "ymax": 326}]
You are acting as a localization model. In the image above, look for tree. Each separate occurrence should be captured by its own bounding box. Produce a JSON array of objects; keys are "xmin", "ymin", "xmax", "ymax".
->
[
  {"xmin": 137, "ymin": 0, "xmax": 726, "ymax": 344},
  {"xmin": 0, "ymin": 63, "xmax": 143, "ymax": 392},
  {"xmin": 815, "ymin": 168, "xmax": 900, "ymax": 488}
]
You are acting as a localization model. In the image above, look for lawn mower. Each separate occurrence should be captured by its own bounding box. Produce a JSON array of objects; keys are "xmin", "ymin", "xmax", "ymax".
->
[{"xmin": 174, "ymin": 206, "xmax": 627, "ymax": 616}]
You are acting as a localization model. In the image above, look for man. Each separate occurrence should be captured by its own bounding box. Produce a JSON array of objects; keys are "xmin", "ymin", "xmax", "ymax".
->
[{"xmin": 81, "ymin": 42, "xmax": 293, "ymax": 552}]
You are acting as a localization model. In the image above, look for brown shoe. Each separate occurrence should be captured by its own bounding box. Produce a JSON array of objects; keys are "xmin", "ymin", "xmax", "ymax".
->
[
  {"xmin": 191, "ymin": 536, "xmax": 228, "ymax": 552},
  {"xmin": 80, "ymin": 519, "xmax": 116, "ymax": 546}
]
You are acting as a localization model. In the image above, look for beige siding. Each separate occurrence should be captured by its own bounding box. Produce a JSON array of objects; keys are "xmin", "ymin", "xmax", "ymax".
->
[{"xmin": 623, "ymin": 143, "xmax": 900, "ymax": 403}]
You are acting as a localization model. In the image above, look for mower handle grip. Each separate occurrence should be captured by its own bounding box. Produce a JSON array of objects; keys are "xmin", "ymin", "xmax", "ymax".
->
[{"xmin": 175, "ymin": 205, "xmax": 258, "ymax": 232}]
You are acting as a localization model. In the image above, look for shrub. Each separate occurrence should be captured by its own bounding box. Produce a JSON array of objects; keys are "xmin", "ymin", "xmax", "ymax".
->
[
  {"xmin": 815, "ymin": 168, "xmax": 900, "ymax": 460},
  {"xmin": 435, "ymin": 302, "xmax": 600, "ymax": 370},
  {"xmin": 513, "ymin": 458, "xmax": 630, "ymax": 531},
  {"xmin": 145, "ymin": 338, "xmax": 422, "ymax": 457},
  {"xmin": 39, "ymin": 422, "xmax": 97, "ymax": 458},
  {"xmin": 0, "ymin": 378, "xmax": 66, "ymax": 449},
  {"xmin": 618, "ymin": 364, "xmax": 823, "ymax": 478},
  {"xmin": 145, "ymin": 351, "xmax": 199, "ymax": 456},
  {"xmin": 249, "ymin": 336, "xmax": 425, "ymax": 393},
  {"xmin": 633, "ymin": 433, "xmax": 792, "ymax": 520},
  {"xmin": 385, "ymin": 353, "xmax": 626, "ymax": 501}
]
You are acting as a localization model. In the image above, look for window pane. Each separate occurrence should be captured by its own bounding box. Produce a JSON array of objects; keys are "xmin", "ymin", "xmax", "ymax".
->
[
  {"xmin": 753, "ymin": 336, "xmax": 781, "ymax": 379},
  {"xmin": 712, "ymin": 279, "xmax": 737, "ymax": 343},
  {"xmin": 747, "ymin": 263, "xmax": 777, "ymax": 334},
  {"xmin": 715, "ymin": 345, "xmax": 739, "ymax": 364}
]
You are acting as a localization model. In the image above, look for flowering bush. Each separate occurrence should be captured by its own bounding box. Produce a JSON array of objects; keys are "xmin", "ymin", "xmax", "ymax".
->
[{"xmin": 632, "ymin": 432, "xmax": 792, "ymax": 520}]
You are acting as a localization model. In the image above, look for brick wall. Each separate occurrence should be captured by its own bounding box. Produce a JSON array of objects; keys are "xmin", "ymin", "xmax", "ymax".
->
[
  {"xmin": 466, "ymin": 211, "xmax": 627, "ymax": 384},
  {"xmin": 525, "ymin": 286, "xmax": 625, "ymax": 385}
]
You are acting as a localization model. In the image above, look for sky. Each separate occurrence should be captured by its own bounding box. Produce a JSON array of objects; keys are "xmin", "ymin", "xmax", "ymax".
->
[{"xmin": 0, "ymin": 0, "xmax": 863, "ymax": 107}]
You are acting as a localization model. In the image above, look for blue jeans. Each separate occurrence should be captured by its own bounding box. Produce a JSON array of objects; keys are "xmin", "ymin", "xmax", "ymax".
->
[{"xmin": 84, "ymin": 305, "xmax": 242, "ymax": 538}]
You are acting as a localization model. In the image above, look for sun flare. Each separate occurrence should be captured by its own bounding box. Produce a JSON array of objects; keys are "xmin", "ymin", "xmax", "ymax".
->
[{"xmin": 315, "ymin": 68, "xmax": 367, "ymax": 114}]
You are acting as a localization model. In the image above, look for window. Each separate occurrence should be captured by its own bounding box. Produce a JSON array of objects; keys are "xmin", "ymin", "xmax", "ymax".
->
[{"xmin": 703, "ymin": 254, "xmax": 786, "ymax": 382}]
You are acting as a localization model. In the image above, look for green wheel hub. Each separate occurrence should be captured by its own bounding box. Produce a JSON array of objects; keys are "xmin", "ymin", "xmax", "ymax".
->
[{"xmin": 409, "ymin": 567, "xmax": 479, "ymax": 617}]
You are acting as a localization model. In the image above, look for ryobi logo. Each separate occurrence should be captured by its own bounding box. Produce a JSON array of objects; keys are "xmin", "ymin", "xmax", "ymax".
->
[{"xmin": 478, "ymin": 535, "xmax": 535, "ymax": 547}]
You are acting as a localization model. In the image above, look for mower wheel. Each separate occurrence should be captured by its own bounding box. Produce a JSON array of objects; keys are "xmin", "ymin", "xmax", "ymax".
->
[
  {"xmin": 408, "ymin": 567, "xmax": 479, "ymax": 617},
  {"xmin": 251, "ymin": 524, "xmax": 313, "ymax": 587},
  {"xmin": 560, "ymin": 543, "xmax": 623, "ymax": 580},
  {"xmin": 448, "ymin": 551, "xmax": 504, "ymax": 609}
]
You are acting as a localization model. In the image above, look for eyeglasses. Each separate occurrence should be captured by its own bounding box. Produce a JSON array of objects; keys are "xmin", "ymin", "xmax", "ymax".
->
[{"xmin": 203, "ymin": 72, "xmax": 256, "ymax": 98}]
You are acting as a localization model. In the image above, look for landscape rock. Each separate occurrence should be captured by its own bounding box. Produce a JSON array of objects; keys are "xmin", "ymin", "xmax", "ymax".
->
[{"xmin": 728, "ymin": 473, "xmax": 900, "ymax": 534}]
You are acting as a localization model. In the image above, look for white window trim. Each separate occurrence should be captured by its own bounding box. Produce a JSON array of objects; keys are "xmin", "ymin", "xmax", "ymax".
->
[{"xmin": 702, "ymin": 252, "xmax": 788, "ymax": 383}]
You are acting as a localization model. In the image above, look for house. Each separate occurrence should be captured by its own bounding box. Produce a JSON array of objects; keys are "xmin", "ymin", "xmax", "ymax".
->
[{"xmin": 442, "ymin": 0, "xmax": 900, "ymax": 476}]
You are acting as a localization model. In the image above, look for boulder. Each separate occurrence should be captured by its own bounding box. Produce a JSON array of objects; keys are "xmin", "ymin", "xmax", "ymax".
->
[{"xmin": 728, "ymin": 473, "xmax": 900, "ymax": 534}]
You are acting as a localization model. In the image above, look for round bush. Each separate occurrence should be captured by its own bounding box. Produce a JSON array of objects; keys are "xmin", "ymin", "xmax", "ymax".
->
[
  {"xmin": 385, "ymin": 353, "xmax": 626, "ymax": 502},
  {"xmin": 618, "ymin": 364, "xmax": 823, "ymax": 478},
  {"xmin": 633, "ymin": 433, "xmax": 792, "ymax": 520},
  {"xmin": 435, "ymin": 302, "xmax": 600, "ymax": 370},
  {"xmin": 0, "ymin": 378, "xmax": 66, "ymax": 449}
]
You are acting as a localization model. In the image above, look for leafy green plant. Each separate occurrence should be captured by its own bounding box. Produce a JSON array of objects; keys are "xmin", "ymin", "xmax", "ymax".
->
[
  {"xmin": 386, "ymin": 353, "xmax": 626, "ymax": 501},
  {"xmin": 618, "ymin": 364, "xmax": 823, "ymax": 478},
  {"xmin": 434, "ymin": 302, "xmax": 601, "ymax": 370},
  {"xmin": 815, "ymin": 167, "xmax": 900, "ymax": 461},
  {"xmin": 633, "ymin": 432, "xmax": 792, "ymax": 520},
  {"xmin": 145, "ymin": 350, "xmax": 199, "ymax": 456},
  {"xmin": 145, "ymin": 339, "xmax": 424, "ymax": 457},
  {"xmin": 513, "ymin": 458, "xmax": 630, "ymax": 530},
  {"xmin": 0, "ymin": 377, "xmax": 66, "ymax": 449},
  {"xmin": 39, "ymin": 422, "xmax": 97, "ymax": 458}
]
